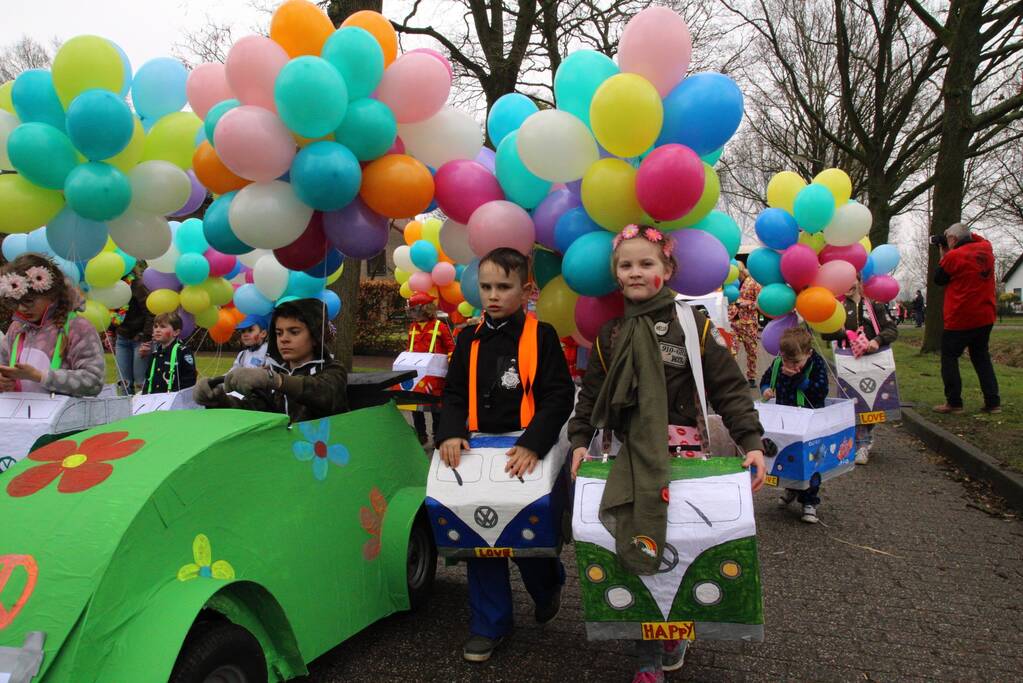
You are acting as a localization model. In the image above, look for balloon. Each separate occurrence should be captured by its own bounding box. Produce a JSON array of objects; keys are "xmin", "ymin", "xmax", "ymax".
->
[
  {"xmin": 808, "ymin": 303, "xmax": 847, "ymax": 334},
  {"xmin": 799, "ymin": 230, "xmax": 827, "ymax": 253},
  {"xmin": 467, "ymin": 200, "xmax": 536, "ymax": 257},
  {"xmin": 457, "ymin": 301, "xmax": 475, "ymax": 317},
  {"xmin": 11, "ymin": 70, "xmax": 65, "ymax": 131},
  {"xmin": 814, "ymin": 168, "xmax": 852, "ymax": 206},
  {"xmin": 432, "ymin": 261, "xmax": 456, "ymax": 287},
  {"xmin": 229, "ymin": 180, "xmax": 313, "ymax": 250},
  {"xmin": 755, "ymin": 208, "xmax": 799, "ymax": 251},
  {"xmin": 341, "ymin": 10, "xmax": 398, "ymax": 67},
  {"xmin": 779, "ymin": 243, "xmax": 820, "ymax": 291},
  {"xmin": 146, "ymin": 289, "xmax": 180, "ymax": 315},
  {"xmin": 198, "ymin": 192, "xmax": 245, "ymax": 255},
  {"xmin": 434, "ymin": 159, "xmax": 504, "ymax": 224},
  {"xmin": 142, "ymin": 111, "xmax": 203, "ymax": 169},
  {"xmin": 393, "ymin": 245, "xmax": 415, "ymax": 272},
  {"xmin": 398, "ymin": 106, "xmax": 483, "ymax": 169},
  {"xmin": 44, "ymin": 207, "xmax": 108, "ymax": 261},
  {"xmin": 823, "ymin": 201, "xmax": 872, "ymax": 247},
  {"xmin": 271, "ymin": 212, "xmax": 328, "ymax": 271},
  {"xmin": 439, "ymin": 219, "xmax": 475, "ymax": 263},
  {"xmin": 460, "ymin": 259, "xmax": 482, "ymax": 308},
  {"xmin": 554, "ymin": 207, "xmax": 601, "ymax": 254},
  {"xmin": 305, "ymin": 248, "xmax": 344, "ymax": 278},
  {"xmin": 186, "ymin": 63, "xmax": 234, "ymax": 119},
  {"xmin": 178, "ymin": 310, "xmax": 197, "ymax": 339},
  {"xmin": 691, "ymin": 210, "xmax": 741, "ymax": 257},
  {"xmin": 724, "ymin": 283, "xmax": 739, "ymax": 303},
  {"xmin": 554, "ymin": 50, "xmax": 619, "ymax": 127},
  {"xmin": 868, "ymin": 243, "xmax": 900, "ymax": 274},
  {"xmin": 323, "ymin": 197, "xmax": 389, "ymax": 258},
  {"xmin": 253, "ymin": 254, "xmax": 290, "ymax": 300},
  {"xmin": 322, "ymin": 27, "xmax": 384, "ymax": 101},
  {"xmin": 6, "ymin": 122, "xmax": 78, "ymax": 189},
  {"xmin": 516, "ymin": 109, "xmax": 598, "ymax": 183},
  {"xmin": 819, "ymin": 243, "xmax": 868, "ymax": 271},
  {"xmin": 0, "ymin": 174, "xmax": 65, "ymax": 234},
  {"xmin": 795, "ymin": 286, "xmax": 837, "ymax": 323},
  {"xmin": 536, "ymin": 275, "xmax": 579, "ymax": 338},
  {"xmin": 757, "ymin": 282, "xmax": 797, "ymax": 318},
  {"xmin": 270, "ymin": 0, "xmax": 334, "ymax": 57},
  {"xmin": 860, "ymin": 236, "xmax": 872, "ymax": 254},
  {"xmin": 64, "ymin": 162, "xmax": 132, "ymax": 221},
  {"xmin": 0, "ymin": 110, "xmax": 16, "ymax": 171},
  {"xmin": 205, "ymin": 250, "xmax": 238, "ymax": 278},
  {"xmin": 225, "ymin": 36, "xmax": 289, "ymax": 112},
  {"xmin": 562, "ymin": 231, "xmax": 616, "ymax": 296},
  {"xmin": 191, "ymin": 142, "xmax": 248, "ymax": 197},
  {"xmin": 275, "ymin": 56, "xmax": 348, "ymax": 138},
  {"xmin": 359, "ymin": 154, "xmax": 434, "ymax": 218},
  {"xmin": 581, "ymin": 158, "xmax": 644, "ymax": 230},
  {"xmin": 409, "ymin": 271, "xmax": 433, "ymax": 293},
  {"xmin": 747, "ymin": 247, "xmax": 784, "ymax": 286},
  {"xmin": 0, "ymin": 80, "xmax": 11, "ymax": 113},
  {"xmin": 376, "ymin": 52, "xmax": 451, "ymax": 124},
  {"xmin": 107, "ymin": 210, "xmax": 173, "ymax": 260},
  {"xmin": 574, "ymin": 291, "xmax": 624, "ymax": 341},
  {"xmin": 213, "ymin": 105, "xmax": 296, "ymax": 182},
  {"xmin": 761, "ymin": 313, "xmax": 799, "ymax": 355},
  {"xmin": 90, "ymin": 280, "xmax": 132, "ymax": 309},
  {"xmin": 27, "ymin": 227, "xmax": 51, "ymax": 256},
  {"xmin": 106, "ymin": 118, "xmax": 145, "ymax": 174},
  {"xmin": 701, "ymin": 148, "xmax": 724, "ymax": 165},
  {"xmin": 2, "ymin": 234, "xmax": 28, "ymax": 261},
  {"xmin": 657, "ymin": 73, "xmax": 744, "ymax": 155},
  {"xmin": 316, "ymin": 288, "xmax": 342, "ymax": 319},
  {"xmin": 128, "ymin": 160, "xmax": 191, "ymax": 215},
  {"xmin": 51, "ymin": 35, "xmax": 124, "ymax": 107},
  {"xmin": 334, "ymin": 98, "xmax": 396, "ymax": 161},
  {"xmin": 635, "ymin": 144, "xmax": 704, "ymax": 221},
  {"xmin": 131, "ymin": 57, "xmax": 188, "ymax": 120},
  {"xmin": 863, "ymin": 274, "xmax": 899, "ymax": 302},
  {"xmin": 179, "ymin": 285, "xmax": 211, "ymax": 314},
  {"xmin": 488, "ymin": 93, "xmax": 538, "ymax": 147},
  {"xmin": 410, "ymin": 240, "xmax": 440, "ymax": 271},
  {"xmin": 65, "ymin": 89, "xmax": 133, "ymax": 160},
  {"xmin": 234, "ymin": 283, "xmax": 274, "ymax": 316},
  {"xmin": 669, "ymin": 228, "xmax": 730, "ymax": 296},
  {"xmin": 81, "ymin": 299, "xmax": 112, "ymax": 332},
  {"xmin": 203, "ymin": 99, "xmax": 240, "ymax": 149},
  {"xmin": 174, "ymin": 252, "xmax": 209, "ymax": 286},
  {"xmin": 590, "ymin": 73, "xmax": 663, "ymax": 158},
  {"xmin": 495, "ymin": 131, "xmax": 551, "ymax": 210},
  {"xmin": 85, "ymin": 251, "xmax": 125, "ymax": 288},
  {"xmin": 142, "ymin": 267, "xmax": 181, "ymax": 292},
  {"xmin": 766, "ymin": 171, "xmax": 806, "ymax": 214},
  {"xmin": 290, "ymin": 141, "xmax": 362, "ymax": 211},
  {"xmin": 532, "ymin": 189, "xmax": 581, "ymax": 251},
  {"xmin": 175, "ymin": 217, "xmax": 209, "ymax": 254},
  {"xmin": 793, "ymin": 183, "xmax": 836, "ymax": 233},
  {"xmin": 813, "ymin": 260, "xmax": 857, "ymax": 297}
]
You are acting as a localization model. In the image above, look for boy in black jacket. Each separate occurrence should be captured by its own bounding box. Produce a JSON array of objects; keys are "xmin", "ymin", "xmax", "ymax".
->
[
  {"xmin": 435, "ymin": 248, "xmax": 575, "ymax": 663},
  {"xmin": 141, "ymin": 312, "xmax": 197, "ymax": 394}
]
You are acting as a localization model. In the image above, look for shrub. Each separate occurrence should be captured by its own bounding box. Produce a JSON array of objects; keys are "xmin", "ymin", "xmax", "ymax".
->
[{"xmin": 355, "ymin": 279, "xmax": 407, "ymax": 355}]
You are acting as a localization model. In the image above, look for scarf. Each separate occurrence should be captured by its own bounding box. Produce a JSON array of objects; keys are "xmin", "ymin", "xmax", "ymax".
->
[{"xmin": 593, "ymin": 286, "xmax": 674, "ymax": 575}]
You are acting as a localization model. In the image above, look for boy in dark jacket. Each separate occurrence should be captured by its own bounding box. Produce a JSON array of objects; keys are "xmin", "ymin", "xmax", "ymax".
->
[
  {"xmin": 141, "ymin": 312, "xmax": 197, "ymax": 394},
  {"xmin": 435, "ymin": 248, "xmax": 575, "ymax": 664},
  {"xmin": 194, "ymin": 299, "xmax": 348, "ymax": 422}
]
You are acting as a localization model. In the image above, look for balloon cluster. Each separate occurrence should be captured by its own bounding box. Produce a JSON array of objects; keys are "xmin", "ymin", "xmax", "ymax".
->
[
  {"xmin": 392, "ymin": 218, "xmax": 475, "ymax": 321},
  {"xmin": 747, "ymin": 168, "xmax": 902, "ymax": 354}
]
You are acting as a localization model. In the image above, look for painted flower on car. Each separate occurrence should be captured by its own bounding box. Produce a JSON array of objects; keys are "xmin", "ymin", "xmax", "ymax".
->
[{"xmin": 6, "ymin": 431, "xmax": 145, "ymax": 498}]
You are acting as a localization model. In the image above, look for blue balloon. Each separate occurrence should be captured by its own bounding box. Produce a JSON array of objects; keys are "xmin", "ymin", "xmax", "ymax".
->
[
  {"xmin": 305, "ymin": 249, "xmax": 344, "ymax": 278},
  {"xmin": 175, "ymin": 217, "xmax": 210, "ymax": 254},
  {"xmin": 204, "ymin": 99, "xmax": 240, "ymax": 148},
  {"xmin": 316, "ymin": 289, "xmax": 342, "ymax": 319},
  {"xmin": 869, "ymin": 244, "xmax": 900, "ymax": 275},
  {"xmin": 321, "ymin": 27, "xmax": 384, "ymax": 100},
  {"xmin": 496, "ymin": 131, "xmax": 551, "ymax": 210},
  {"xmin": 758, "ymin": 282, "xmax": 797, "ymax": 317},
  {"xmin": 203, "ymin": 192, "xmax": 251, "ymax": 255},
  {"xmin": 27, "ymin": 227, "xmax": 51, "ymax": 255},
  {"xmin": 657, "ymin": 72, "xmax": 744, "ymax": 156},
  {"xmin": 225, "ymin": 261, "xmax": 242, "ymax": 281},
  {"xmin": 562, "ymin": 230, "xmax": 615, "ymax": 296},
  {"xmin": 334, "ymin": 98, "xmax": 397, "ymax": 162},
  {"xmin": 11, "ymin": 69, "xmax": 65, "ymax": 131},
  {"xmin": 553, "ymin": 50, "xmax": 619, "ymax": 127},
  {"xmin": 2, "ymin": 234, "xmax": 29, "ymax": 261},
  {"xmin": 64, "ymin": 162, "xmax": 132, "ymax": 221},
  {"xmin": 46, "ymin": 207, "xmax": 109, "ymax": 261},
  {"xmin": 755, "ymin": 208, "xmax": 799, "ymax": 251},
  {"xmin": 747, "ymin": 247, "xmax": 784, "ymax": 285},
  {"xmin": 109, "ymin": 41, "xmax": 133, "ymax": 98},
  {"xmin": 274, "ymin": 56, "xmax": 348, "ymax": 139},
  {"xmin": 131, "ymin": 58, "xmax": 188, "ymax": 120},
  {"xmin": 175, "ymin": 252, "xmax": 210, "ymax": 285},
  {"xmin": 6, "ymin": 122, "xmax": 78, "ymax": 189},
  {"xmin": 554, "ymin": 206, "xmax": 600, "ymax": 254},
  {"xmin": 410, "ymin": 240, "xmax": 439, "ymax": 271},
  {"xmin": 290, "ymin": 141, "xmax": 362, "ymax": 211},
  {"xmin": 724, "ymin": 283, "xmax": 740, "ymax": 303},
  {"xmin": 487, "ymin": 93, "xmax": 538, "ymax": 148},
  {"xmin": 66, "ymin": 89, "xmax": 134, "ymax": 160},
  {"xmin": 286, "ymin": 271, "xmax": 326, "ymax": 298},
  {"xmin": 861, "ymin": 255, "xmax": 876, "ymax": 280},
  {"xmin": 692, "ymin": 210, "xmax": 742, "ymax": 257},
  {"xmin": 460, "ymin": 258, "xmax": 482, "ymax": 308},
  {"xmin": 53, "ymin": 255, "xmax": 82, "ymax": 284},
  {"xmin": 234, "ymin": 283, "xmax": 274, "ymax": 316},
  {"xmin": 455, "ymin": 263, "xmax": 466, "ymax": 281}
]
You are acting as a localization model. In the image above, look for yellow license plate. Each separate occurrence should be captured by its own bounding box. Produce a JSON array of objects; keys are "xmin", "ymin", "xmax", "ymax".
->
[
  {"xmin": 641, "ymin": 621, "xmax": 696, "ymax": 641},
  {"xmin": 860, "ymin": 410, "xmax": 887, "ymax": 424},
  {"xmin": 474, "ymin": 547, "xmax": 514, "ymax": 558},
  {"xmin": 763, "ymin": 475, "xmax": 779, "ymax": 487}
]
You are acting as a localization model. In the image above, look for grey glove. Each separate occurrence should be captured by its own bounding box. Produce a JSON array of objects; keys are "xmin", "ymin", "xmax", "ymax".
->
[
  {"xmin": 193, "ymin": 377, "xmax": 226, "ymax": 406},
  {"xmin": 224, "ymin": 366, "xmax": 273, "ymax": 394}
]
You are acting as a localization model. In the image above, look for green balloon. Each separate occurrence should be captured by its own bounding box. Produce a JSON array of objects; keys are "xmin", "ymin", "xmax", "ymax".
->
[
  {"xmin": 690, "ymin": 209, "xmax": 741, "ymax": 257},
  {"xmin": 204, "ymin": 98, "xmax": 240, "ymax": 149},
  {"xmin": 7, "ymin": 122, "xmax": 79, "ymax": 189},
  {"xmin": 701, "ymin": 147, "xmax": 724, "ymax": 165},
  {"xmin": 321, "ymin": 27, "xmax": 384, "ymax": 101},
  {"xmin": 678, "ymin": 163, "xmax": 721, "ymax": 228},
  {"xmin": 554, "ymin": 50, "xmax": 619, "ymax": 128},
  {"xmin": 533, "ymin": 247, "xmax": 562, "ymax": 290},
  {"xmin": 757, "ymin": 282, "xmax": 797, "ymax": 318},
  {"xmin": 275, "ymin": 56, "xmax": 348, "ymax": 139},
  {"xmin": 334, "ymin": 98, "xmax": 396, "ymax": 161},
  {"xmin": 64, "ymin": 162, "xmax": 132, "ymax": 221}
]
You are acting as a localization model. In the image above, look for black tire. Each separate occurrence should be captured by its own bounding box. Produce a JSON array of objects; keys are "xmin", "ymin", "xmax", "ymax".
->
[
  {"xmin": 169, "ymin": 620, "xmax": 268, "ymax": 683},
  {"xmin": 407, "ymin": 510, "xmax": 437, "ymax": 611}
]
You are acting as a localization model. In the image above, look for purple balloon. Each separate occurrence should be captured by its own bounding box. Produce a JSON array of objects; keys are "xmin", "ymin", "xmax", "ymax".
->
[
  {"xmin": 761, "ymin": 313, "xmax": 799, "ymax": 356},
  {"xmin": 668, "ymin": 228, "xmax": 730, "ymax": 296},
  {"xmin": 323, "ymin": 198, "xmax": 389, "ymax": 259},
  {"xmin": 170, "ymin": 170, "xmax": 207, "ymax": 217},
  {"xmin": 566, "ymin": 178, "xmax": 583, "ymax": 199},
  {"xmin": 531, "ymin": 189, "xmax": 581, "ymax": 251},
  {"xmin": 474, "ymin": 146, "xmax": 496, "ymax": 173},
  {"xmin": 178, "ymin": 309, "xmax": 196, "ymax": 339},
  {"xmin": 142, "ymin": 267, "xmax": 182, "ymax": 292}
]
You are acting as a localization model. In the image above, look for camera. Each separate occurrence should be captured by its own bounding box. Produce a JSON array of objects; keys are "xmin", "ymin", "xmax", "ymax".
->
[{"xmin": 929, "ymin": 234, "xmax": 948, "ymax": 248}]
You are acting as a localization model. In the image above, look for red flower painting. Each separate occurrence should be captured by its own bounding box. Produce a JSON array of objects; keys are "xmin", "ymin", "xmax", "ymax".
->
[
  {"xmin": 360, "ymin": 487, "xmax": 388, "ymax": 561},
  {"xmin": 6, "ymin": 431, "xmax": 145, "ymax": 498}
]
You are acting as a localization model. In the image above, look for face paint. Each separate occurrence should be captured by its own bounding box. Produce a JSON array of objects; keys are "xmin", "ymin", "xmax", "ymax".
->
[{"xmin": 654, "ymin": 276, "xmax": 662, "ymax": 289}]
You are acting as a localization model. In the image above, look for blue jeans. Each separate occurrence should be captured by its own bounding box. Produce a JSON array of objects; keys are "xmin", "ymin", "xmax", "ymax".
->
[
  {"xmin": 114, "ymin": 337, "xmax": 148, "ymax": 392},
  {"xmin": 466, "ymin": 557, "xmax": 564, "ymax": 639}
]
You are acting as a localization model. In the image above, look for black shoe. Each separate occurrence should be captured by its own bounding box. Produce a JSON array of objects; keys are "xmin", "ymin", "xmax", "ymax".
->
[
  {"xmin": 463, "ymin": 634, "xmax": 503, "ymax": 662},
  {"xmin": 980, "ymin": 405, "xmax": 1002, "ymax": 414},
  {"xmin": 535, "ymin": 586, "xmax": 562, "ymax": 625},
  {"xmin": 747, "ymin": 379, "xmax": 757, "ymax": 389}
]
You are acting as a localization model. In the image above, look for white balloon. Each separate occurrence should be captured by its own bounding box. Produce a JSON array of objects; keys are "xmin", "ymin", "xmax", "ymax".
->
[
  {"xmin": 89, "ymin": 280, "xmax": 132, "ymax": 309},
  {"xmin": 439, "ymin": 218, "xmax": 475, "ymax": 263},
  {"xmin": 237, "ymin": 248, "xmax": 271, "ymax": 268},
  {"xmin": 823, "ymin": 201, "xmax": 872, "ymax": 247},
  {"xmin": 516, "ymin": 109, "xmax": 598, "ymax": 183},
  {"xmin": 229, "ymin": 180, "xmax": 313, "ymax": 250},
  {"xmin": 107, "ymin": 209, "xmax": 173, "ymax": 260},
  {"xmin": 393, "ymin": 244, "xmax": 417, "ymax": 272},
  {"xmin": 398, "ymin": 106, "xmax": 483, "ymax": 169},
  {"xmin": 0, "ymin": 110, "xmax": 18, "ymax": 171},
  {"xmin": 129, "ymin": 160, "xmax": 193, "ymax": 216},
  {"xmin": 148, "ymin": 242, "xmax": 180, "ymax": 273},
  {"xmin": 253, "ymin": 253, "xmax": 289, "ymax": 300}
]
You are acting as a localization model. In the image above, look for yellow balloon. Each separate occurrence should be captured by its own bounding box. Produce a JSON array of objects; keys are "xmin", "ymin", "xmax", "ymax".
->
[
  {"xmin": 195, "ymin": 305, "xmax": 221, "ymax": 328},
  {"xmin": 725, "ymin": 264, "xmax": 739, "ymax": 285},
  {"xmin": 394, "ymin": 267, "xmax": 410, "ymax": 284},
  {"xmin": 103, "ymin": 237, "xmax": 118, "ymax": 252},
  {"xmin": 85, "ymin": 252, "xmax": 126, "ymax": 288},
  {"xmin": 590, "ymin": 73, "xmax": 663, "ymax": 158},
  {"xmin": 399, "ymin": 281, "xmax": 413, "ymax": 298},
  {"xmin": 457, "ymin": 301, "xmax": 475, "ymax": 317},
  {"xmin": 51, "ymin": 35, "xmax": 124, "ymax": 107},
  {"xmin": 146, "ymin": 289, "xmax": 180, "ymax": 315},
  {"xmin": 678, "ymin": 163, "xmax": 720, "ymax": 228},
  {"xmin": 83, "ymin": 300, "xmax": 112, "ymax": 333},
  {"xmin": 422, "ymin": 217, "xmax": 443, "ymax": 247},
  {"xmin": 813, "ymin": 168, "xmax": 852, "ymax": 206},
  {"xmin": 180, "ymin": 285, "xmax": 212, "ymax": 314},
  {"xmin": 142, "ymin": 112, "xmax": 203, "ymax": 170},
  {"xmin": 809, "ymin": 302, "xmax": 847, "ymax": 333},
  {"xmin": 798, "ymin": 230, "xmax": 826, "ymax": 253},
  {"xmin": 326, "ymin": 262, "xmax": 344, "ymax": 285},
  {"xmin": 859, "ymin": 236, "xmax": 872, "ymax": 253},
  {"xmin": 766, "ymin": 171, "xmax": 806, "ymax": 214},
  {"xmin": 0, "ymin": 174, "xmax": 65, "ymax": 233},
  {"xmin": 106, "ymin": 118, "xmax": 145, "ymax": 173},
  {"xmin": 0, "ymin": 80, "xmax": 13, "ymax": 113},
  {"xmin": 202, "ymin": 277, "xmax": 234, "ymax": 306},
  {"xmin": 581, "ymin": 158, "xmax": 644, "ymax": 231},
  {"xmin": 535, "ymin": 275, "xmax": 579, "ymax": 338}
]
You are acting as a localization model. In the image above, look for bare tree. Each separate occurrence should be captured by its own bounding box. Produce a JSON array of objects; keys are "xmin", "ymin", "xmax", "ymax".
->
[{"xmin": 0, "ymin": 35, "xmax": 54, "ymax": 81}]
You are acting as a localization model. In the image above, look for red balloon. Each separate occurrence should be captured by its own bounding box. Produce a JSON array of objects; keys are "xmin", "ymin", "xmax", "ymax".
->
[
  {"xmin": 273, "ymin": 212, "xmax": 330, "ymax": 270},
  {"xmin": 863, "ymin": 274, "xmax": 900, "ymax": 302},
  {"xmin": 819, "ymin": 243, "xmax": 867, "ymax": 271},
  {"xmin": 434, "ymin": 160, "xmax": 504, "ymax": 224},
  {"xmin": 635, "ymin": 144, "xmax": 705, "ymax": 221},
  {"xmin": 574, "ymin": 291, "xmax": 625, "ymax": 342}
]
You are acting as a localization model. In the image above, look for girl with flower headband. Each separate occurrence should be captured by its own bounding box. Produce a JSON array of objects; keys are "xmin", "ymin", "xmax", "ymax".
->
[
  {"xmin": 0, "ymin": 253, "xmax": 105, "ymax": 396},
  {"xmin": 566, "ymin": 224, "xmax": 766, "ymax": 682}
]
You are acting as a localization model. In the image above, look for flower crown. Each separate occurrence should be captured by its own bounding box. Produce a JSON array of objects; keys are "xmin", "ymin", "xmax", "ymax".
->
[
  {"xmin": 612, "ymin": 224, "xmax": 674, "ymax": 258},
  {"xmin": 0, "ymin": 266, "xmax": 55, "ymax": 301}
]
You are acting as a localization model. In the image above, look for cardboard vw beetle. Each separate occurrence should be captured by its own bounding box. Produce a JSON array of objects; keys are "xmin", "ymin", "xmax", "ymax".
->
[{"xmin": 755, "ymin": 398, "xmax": 857, "ymax": 490}]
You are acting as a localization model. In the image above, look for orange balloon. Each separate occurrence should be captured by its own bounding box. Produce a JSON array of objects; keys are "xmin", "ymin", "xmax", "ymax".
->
[
  {"xmin": 439, "ymin": 281, "xmax": 464, "ymax": 305},
  {"xmin": 404, "ymin": 220, "xmax": 422, "ymax": 245},
  {"xmin": 193, "ymin": 141, "xmax": 251, "ymax": 195},
  {"xmin": 209, "ymin": 308, "xmax": 238, "ymax": 343},
  {"xmin": 795, "ymin": 286, "xmax": 837, "ymax": 323},
  {"xmin": 360, "ymin": 154, "xmax": 434, "ymax": 219},
  {"xmin": 270, "ymin": 0, "xmax": 335, "ymax": 58},
  {"xmin": 341, "ymin": 10, "xmax": 398, "ymax": 66}
]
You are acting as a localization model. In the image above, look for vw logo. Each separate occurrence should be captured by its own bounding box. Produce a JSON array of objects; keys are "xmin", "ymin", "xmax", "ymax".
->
[
  {"xmin": 859, "ymin": 377, "xmax": 877, "ymax": 393},
  {"xmin": 474, "ymin": 506, "xmax": 499, "ymax": 528},
  {"xmin": 656, "ymin": 543, "xmax": 680, "ymax": 574},
  {"xmin": 0, "ymin": 456, "xmax": 14, "ymax": 473}
]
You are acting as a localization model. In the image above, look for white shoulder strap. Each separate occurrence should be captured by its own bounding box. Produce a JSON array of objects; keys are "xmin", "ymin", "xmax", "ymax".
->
[{"xmin": 674, "ymin": 300, "xmax": 709, "ymax": 422}]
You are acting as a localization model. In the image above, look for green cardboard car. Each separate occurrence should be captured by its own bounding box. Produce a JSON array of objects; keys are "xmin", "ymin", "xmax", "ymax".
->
[{"xmin": 0, "ymin": 373, "xmax": 436, "ymax": 682}]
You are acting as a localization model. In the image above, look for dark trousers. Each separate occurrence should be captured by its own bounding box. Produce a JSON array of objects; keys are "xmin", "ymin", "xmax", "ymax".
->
[
  {"xmin": 466, "ymin": 557, "xmax": 564, "ymax": 639},
  {"xmin": 914, "ymin": 310, "xmax": 924, "ymax": 327},
  {"xmin": 941, "ymin": 325, "xmax": 1000, "ymax": 408},
  {"xmin": 786, "ymin": 483, "xmax": 820, "ymax": 506}
]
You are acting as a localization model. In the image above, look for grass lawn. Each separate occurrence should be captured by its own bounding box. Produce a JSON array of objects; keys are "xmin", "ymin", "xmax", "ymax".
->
[
  {"xmin": 104, "ymin": 353, "xmax": 384, "ymax": 384},
  {"xmin": 891, "ymin": 324, "xmax": 1023, "ymax": 473}
]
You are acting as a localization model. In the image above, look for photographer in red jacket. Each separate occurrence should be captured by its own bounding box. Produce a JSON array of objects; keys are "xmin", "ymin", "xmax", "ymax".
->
[{"xmin": 932, "ymin": 222, "xmax": 1000, "ymax": 414}]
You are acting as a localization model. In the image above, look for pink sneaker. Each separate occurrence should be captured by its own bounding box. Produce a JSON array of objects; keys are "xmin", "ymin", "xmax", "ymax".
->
[{"xmin": 632, "ymin": 670, "xmax": 664, "ymax": 683}]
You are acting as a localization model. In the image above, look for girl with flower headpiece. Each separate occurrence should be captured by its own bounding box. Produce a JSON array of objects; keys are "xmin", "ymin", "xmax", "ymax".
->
[
  {"xmin": 566, "ymin": 225, "xmax": 766, "ymax": 682},
  {"xmin": 0, "ymin": 253, "xmax": 105, "ymax": 396}
]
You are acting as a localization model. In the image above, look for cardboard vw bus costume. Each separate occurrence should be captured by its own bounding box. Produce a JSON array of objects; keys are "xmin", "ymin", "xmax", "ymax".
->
[
  {"xmin": 755, "ymin": 398, "xmax": 856, "ymax": 490},
  {"xmin": 392, "ymin": 351, "xmax": 448, "ymax": 411},
  {"xmin": 833, "ymin": 346, "xmax": 901, "ymax": 425}
]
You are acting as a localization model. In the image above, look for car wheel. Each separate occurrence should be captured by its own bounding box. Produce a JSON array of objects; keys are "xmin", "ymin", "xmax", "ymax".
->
[
  {"xmin": 407, "ymin": 511, "xmax": 437, "ymax": 611},
  {"xmin": 170, "ymin": 621, "xmax": 268, "ymax": 683}
]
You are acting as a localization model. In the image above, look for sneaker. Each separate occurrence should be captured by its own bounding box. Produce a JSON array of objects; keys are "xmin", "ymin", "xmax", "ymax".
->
[
  {"xmin": 980, "ymin": 405, "xmax": 1002, "ymax": 414},
  {"xmin": 535, "ymin": 586, "xmax": 562, "ymax": 625},
  {"xmin": 854, "ymin": 447, "xmax": 869, "ymax": 465},
  {"xmin": 932, "ymin": 403, "xmax": 964, "ymax": 415},
  {"xmin": 801, "ymin": 505, "xmax": 819, "ymax": 524},
  {"xmin": 662, "ymin": 640, "xmax": 687, "ymax": 672},
  {"xmin": 463, "ymin": 634, "xmax": 503, "ymax": 662},
  {"xmin": 778, "ymin": 490, "xmax": 797, "ymax": 507},
  {"xmin": 632, "ymin": 670, "xmax": 664, "ymax": 683}
]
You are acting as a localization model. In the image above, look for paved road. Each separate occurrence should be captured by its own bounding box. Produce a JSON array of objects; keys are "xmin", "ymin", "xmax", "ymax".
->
[{"xmin": 302, "ymin": 423, "xmax": 1023, "ymax": 682}]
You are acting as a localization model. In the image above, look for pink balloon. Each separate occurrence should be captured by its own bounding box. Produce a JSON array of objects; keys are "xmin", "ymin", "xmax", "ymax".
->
[
  {"xmin": 468, "ymin": 200, "xmax": 536, "ymax": 257},
  {"xmin": 814, "ymin": 259, "xmax": 857, "ymax": 296},
  {"xmin": 820, "ymin": 243, "xmax": 867, "ymax": 271},
  {"xmin": 434, "ymin": 160, "xmax": 505, "ymax": 224},
  {"xmin": 225, "ymin": 35, "xmax": 289, "ymax": 112},
  {"xmin": 432, "ymin": 261, "xmax": 456, "ymax": 286},
  {"xmin": 409, "ymin": 271, "xmax": 433, "ymax": 293},
  {"xmin": 244, "ymin": 269, "xmax": 255, "ymax": 284},
  {"xmin": 388, "ymin": 137, "xmax": 405, "ymax": 155},
  {"xmin": 635, "ymin": 144, "xmax": 704, "ymax": 221},
  {"xmin": 408, "ymin": 48, "xmax": 453, "ymax": 79},
  {"xmin": 574, "ymin": 291, "xmax": 625, "ymax": 342},
  {"xmin": 780, "ymin": 244, "xmax": 819, "ymax": 291},
  {"xmin": 375, "ymin": 52, "xmax": 451, "ymax": 124},
  {"xmin": 186, "ymin": 63, "xmax": 235, "ymax": 119},
  {"xmin": 205, "ymin": 248, "xmax": 237, "ymax": 277},
  {"xmin": 214, "ymin": 105, "xmax": 297, "ymax": 182},
  {"xmin": 618, "ymin": 6, "xmax": 692, "ymax": 96},
  {"xmin": 863, "ymin": 274, "xmax": 900, "ymax": 302},
  {"xmin": 571, "ymin": 330, "xmax": 593, "ymax": 350}
]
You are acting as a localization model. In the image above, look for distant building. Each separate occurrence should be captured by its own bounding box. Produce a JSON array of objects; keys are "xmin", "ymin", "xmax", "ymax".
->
[{"xmin": 1002, "ymin": 252, "xmax": 1023, "ymax": 312}]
